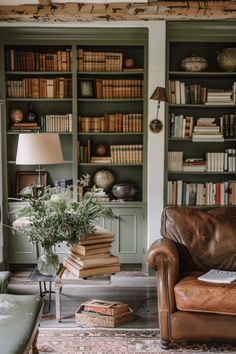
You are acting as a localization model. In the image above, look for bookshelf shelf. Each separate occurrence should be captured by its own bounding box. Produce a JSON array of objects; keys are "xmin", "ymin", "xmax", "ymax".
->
[
  {"xmin": 78, "ymin": 132, "xmax": 144, "ymax": 136},
  {"xmin": 79, "ymin": 163, "xmax": 143, "ymax": 166},
  {"xmin": 78, "ymin": 98, "xmax": 143, "ymax": 102},
  {"xmin": 6, "ymin": 98, "xmax": 72, "ymax": 101},
  {"xmin": 169, "ymin": 104, "xmax": 236, "ymax": 108},
  {"xmin": 166, "ymin": 27, "xmax": 236, "ymax": 208},
  {"xmin": 78, "ymin": 71, "xmax": 144, "ymax": 76},
  {"xmin": 169, "ymin": 171, "xmax": 236, "ymax": 175},
  {"xmin": 169, "ymin": 71, "xmax": 236, "ymax": 77},
  {"xmin": 6, "ymin": 71, "xmax": 72, "ymax": 75}
]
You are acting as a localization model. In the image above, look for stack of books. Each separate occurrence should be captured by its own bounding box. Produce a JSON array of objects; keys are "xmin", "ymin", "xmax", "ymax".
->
[
  {"xmin": 206, "ymin": 89, "xmax": 234, "ymax": 105},
  {"xmin": 90, "ymin": 156, "xmax": 112, "ymax": 164},
  {"xmin": 75, "ymin": 299, "xmax": 133, "ymax": 327},
  {"xmin": 63, "ymin": 226, "xmax": 120, "ymax": 278},
  {"xmin": 89, "ymin": 189, "xmax": 110, "ymax": 202},
  {"xmin": 10, "ymin": 122, "xmax": 41, "ymax": 132},
  {"xmin": 192, "ymin": 118, "xmax": 224, "ymax": 142},
  {"xmin": 183, "ymin": 158, "xmax": 206, "ymax": 172}
]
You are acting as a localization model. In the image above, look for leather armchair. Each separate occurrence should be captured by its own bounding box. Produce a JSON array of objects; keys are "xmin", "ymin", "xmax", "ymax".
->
[{"xmin": 147, "ymin": 207, "xmax": 236, "ymax": 348}]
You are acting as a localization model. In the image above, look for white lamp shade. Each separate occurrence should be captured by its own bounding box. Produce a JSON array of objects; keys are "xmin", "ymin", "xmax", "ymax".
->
[{"xmin": 16, "ymin": 133, "xmax": 64, "ymax": 165}]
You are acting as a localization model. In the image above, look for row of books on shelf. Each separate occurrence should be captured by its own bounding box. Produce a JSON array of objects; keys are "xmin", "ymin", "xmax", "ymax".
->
[
  {"xmin": 78, "ymin": 48, "xmax": 123, "ymax": 72},
  {"xmin": 169, "ymin": 115, "xmax": 236, "ymax": 140},
  {"xmin": 93, "ymin": 79, "xmax": 143, "ymax": 99},
  {"xmin": 6, "ymin": 77, "xmax": 72, "ymax": 99},
  {"xmin": 41, "ymin": 113, "xmax": 73, "ymax": 133},
  {"xmin": 167, "ymin": 180, "xmax": 236, "ymax": 206},
  {"xmin": 168, "ymin": 149, "xmax": 236, "ymax": 173},
  {"xmin": 9, "ymin": 114, "xmax": 73, "ymax": 133},
  {"xmin": 168, "ymin": 80, "xmax": 236, "ymax": 105},
  {"xmin": 77, "ymin": 141, "xmax": 143, "ymax": 164},
  {"xmin": 78, "ymin": 113, "xmax": 143, "ymax": 133},
  {"xmin": 110, "ymin": 144, "xmax": 143, "ymax": 164},
  {"xmin": 5, "ymin": 48, "xmax": 72, "ymax": 72}
]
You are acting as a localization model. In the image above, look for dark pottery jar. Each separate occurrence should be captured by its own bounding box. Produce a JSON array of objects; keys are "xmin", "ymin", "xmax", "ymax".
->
[{"xmin": 25, "ymin": 105, "xmax": 38, "ymax": 123}]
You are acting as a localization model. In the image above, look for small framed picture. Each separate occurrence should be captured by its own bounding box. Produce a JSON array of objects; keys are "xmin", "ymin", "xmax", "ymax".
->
[
  {"xmin": 16, "ymin": 171, "xmax": 48, "ymax": 196},
  {"xmin": 79, "ymin": 79, "xmax": 94, "ymax": 98}
]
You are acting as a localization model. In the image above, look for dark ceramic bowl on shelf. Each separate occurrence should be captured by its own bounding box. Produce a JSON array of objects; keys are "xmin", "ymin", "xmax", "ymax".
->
[{"xmin": 112, "ymin": 183, "xmax": 139, "ymax": 201}]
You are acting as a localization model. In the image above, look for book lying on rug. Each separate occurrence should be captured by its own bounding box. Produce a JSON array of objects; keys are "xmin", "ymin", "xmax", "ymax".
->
[
  {"xmin": 83, "ymin": 299, "xmax": 129, "ymax": 316},
  {"xmin": 198, "ymin": 269, "xmax": 236, "ymax": 284}
]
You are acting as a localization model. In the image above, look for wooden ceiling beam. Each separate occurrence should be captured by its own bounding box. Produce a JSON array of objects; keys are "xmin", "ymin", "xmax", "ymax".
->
[{"xmin": 0, "ymin": 1, "xmax": 236, "ymax": 22}]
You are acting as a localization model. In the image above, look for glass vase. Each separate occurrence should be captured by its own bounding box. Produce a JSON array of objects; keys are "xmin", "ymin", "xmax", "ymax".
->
[{"xmin": 37, "ymin": 247, "xmax": 60, "ymax": 276}]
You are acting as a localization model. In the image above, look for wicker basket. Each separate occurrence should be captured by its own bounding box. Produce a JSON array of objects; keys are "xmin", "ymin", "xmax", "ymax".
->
[{"xmin": 75, "ymin": 303, "xmax": 133, "ymax": 327}]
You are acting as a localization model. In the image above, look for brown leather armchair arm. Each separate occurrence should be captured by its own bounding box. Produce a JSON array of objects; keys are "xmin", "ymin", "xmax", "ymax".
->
[{"xmin": 147, "ymin": 238, "xmax": 180, "ymax": 344}]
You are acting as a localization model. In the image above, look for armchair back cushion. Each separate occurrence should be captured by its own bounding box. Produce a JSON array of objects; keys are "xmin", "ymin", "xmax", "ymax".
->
[{"xmin": 161, "ymin": 207, "xmax": 236, "ymax": 272}]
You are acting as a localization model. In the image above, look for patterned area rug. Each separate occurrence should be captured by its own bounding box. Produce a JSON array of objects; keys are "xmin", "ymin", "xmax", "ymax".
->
[{"xmin": 37, "ymin": 328, "xmax": 236, "ymax": 354}]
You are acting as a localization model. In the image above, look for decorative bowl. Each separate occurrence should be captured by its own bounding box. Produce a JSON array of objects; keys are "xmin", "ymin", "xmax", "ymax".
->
[
  {"xmin": 180, "ymin": 53, "xmax": 208, "ymax": 72},
  {"xmin": 112, "ymin": 183, "xmax": 139, "ymax": 201}
]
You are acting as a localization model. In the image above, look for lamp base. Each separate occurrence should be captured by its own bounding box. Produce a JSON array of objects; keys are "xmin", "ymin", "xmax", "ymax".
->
[{"xmin": 149, "ymin": 119, "xmax": 163, "ymax": 133}]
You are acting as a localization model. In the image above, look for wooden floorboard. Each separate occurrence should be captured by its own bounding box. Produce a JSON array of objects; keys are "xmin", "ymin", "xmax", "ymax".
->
[{"xmin": 8, "ymin": 269, "xmax": 159, "ymax": 329}]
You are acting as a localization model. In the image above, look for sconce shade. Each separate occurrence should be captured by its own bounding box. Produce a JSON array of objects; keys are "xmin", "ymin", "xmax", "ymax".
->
[
  {"xmin": 16, "ymin": 133, "xmax": 64, "ymax": 165},
  {"xmin": 150, "ymin": 86, "xmax": 168, "ymax": 102}
]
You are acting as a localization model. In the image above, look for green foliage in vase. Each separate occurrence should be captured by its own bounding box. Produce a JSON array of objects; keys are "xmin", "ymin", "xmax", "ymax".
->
[{"xmin": 15, "ymin": 186, "xmax": 115, "ymax": 248}]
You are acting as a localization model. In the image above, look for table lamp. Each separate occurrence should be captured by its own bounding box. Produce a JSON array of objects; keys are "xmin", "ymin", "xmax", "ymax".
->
[
  {"xmin": 16, "ymin": 133, "xmax": 64, "ymax": 188},
  {"xmin": 149, "ymin": 86, "xmax": 168, "ymax": 133}
]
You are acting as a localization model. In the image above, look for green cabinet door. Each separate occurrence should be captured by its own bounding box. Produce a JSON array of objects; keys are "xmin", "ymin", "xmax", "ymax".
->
[
  {"xmin": 8, "ymin": 202, "xmax": 37, "ymax": 264},
  {"xmin": 102, "ymin": 206, "xmax": 145, "ymax": 265}
]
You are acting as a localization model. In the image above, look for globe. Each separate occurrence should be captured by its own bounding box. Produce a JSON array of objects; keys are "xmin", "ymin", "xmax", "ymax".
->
[
  {"xmin": 93, "ymin": 169, "xmax": 115, "ymax": 191},
  {"xmin": 95, "ymin": 143, "xmax": 107, "ymax": 157},
  {"xmin": 10, "ymin": 108, "xmax": 24, "ymax": 123}
]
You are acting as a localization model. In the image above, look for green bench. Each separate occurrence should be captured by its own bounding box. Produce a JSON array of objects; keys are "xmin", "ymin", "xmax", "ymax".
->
[{"xmin": 0, "ymin": 271, "xmax": 43, "ymax": 354}]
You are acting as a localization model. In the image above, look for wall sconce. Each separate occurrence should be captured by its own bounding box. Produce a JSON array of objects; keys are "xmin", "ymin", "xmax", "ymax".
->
[{"xmin": 149, "ymin": 86, "xmax": 168, "ymax": 133}]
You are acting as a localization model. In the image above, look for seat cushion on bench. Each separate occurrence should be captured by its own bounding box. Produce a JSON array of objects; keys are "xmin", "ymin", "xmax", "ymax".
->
[
  {"xmin": 0, "ymin": 271, "xmax": 11, "ymax": 294},
  {"xmin": 0, "ymin": 294, "xmax": 43, "ymax": 354},
  {"xmin": 174, "ymin": 275, "xmax": 236, "ymax": 316}
]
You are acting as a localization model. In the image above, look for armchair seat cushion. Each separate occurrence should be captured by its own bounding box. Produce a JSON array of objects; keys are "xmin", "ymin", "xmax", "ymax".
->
[
  {"xmin": 0, "ymin": 294, "xmax": 43, "ymax": 354},
  {"xmin": 174, "ymin": 275, "xmax": 236, "ymax": 316}
]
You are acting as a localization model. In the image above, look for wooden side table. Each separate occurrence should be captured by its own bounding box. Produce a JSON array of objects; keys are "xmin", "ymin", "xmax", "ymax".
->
[{"xmin": 54, "ymin": 267, "xmax": 111, "ymax": 322}]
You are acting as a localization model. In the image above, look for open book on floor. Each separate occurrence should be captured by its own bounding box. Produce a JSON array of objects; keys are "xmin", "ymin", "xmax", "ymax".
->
[{"xmin": 198, "ymin": 269, "xmax": 236, "ymax": 284}]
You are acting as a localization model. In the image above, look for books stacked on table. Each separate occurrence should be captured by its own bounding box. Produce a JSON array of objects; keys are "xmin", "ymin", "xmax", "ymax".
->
[
  {"xmin": 63, "ymin": 226, "xmax": 120, "ymax": 278},
  {"xmin": 75, "ymin": 299, "xmax": 134, "ymax": 327}
]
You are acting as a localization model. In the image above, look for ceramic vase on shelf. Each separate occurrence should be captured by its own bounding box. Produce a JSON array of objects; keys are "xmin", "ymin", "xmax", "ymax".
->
[
  {"xmin": 25, "ymin": 104, "xmax": 38, "ymax": 123},
  {"xmin": 37, "ymin": 246, "xmax": 60, "ymax": 276}
]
